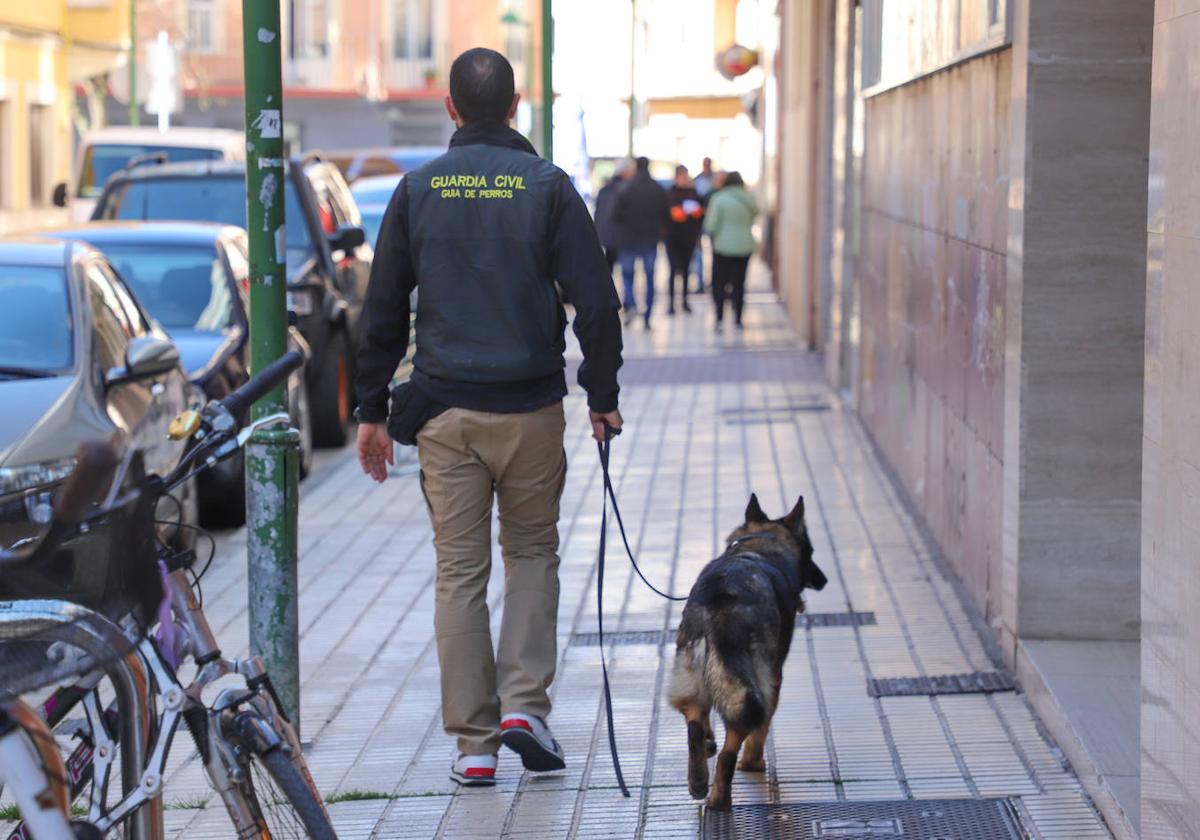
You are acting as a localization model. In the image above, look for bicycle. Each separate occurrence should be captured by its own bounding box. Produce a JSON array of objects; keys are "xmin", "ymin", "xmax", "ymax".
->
[
  {"xmin": 1, "ymin": 442, "xmax": 148, "ymax": 840},
  {"xmin": 0, "ymin": 351, "xmax": 336, "ymax": 839}
]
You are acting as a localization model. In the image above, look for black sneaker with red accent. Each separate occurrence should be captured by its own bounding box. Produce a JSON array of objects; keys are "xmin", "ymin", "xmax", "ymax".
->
[{"xmin": 500, "ymin": 714, "xmax": 566, "ymax": 772}]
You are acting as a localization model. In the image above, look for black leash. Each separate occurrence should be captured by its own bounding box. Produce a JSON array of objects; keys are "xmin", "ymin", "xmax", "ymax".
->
[{"xmin": 595, "ymin": 426, "xmax": 688, "ymax": 799}]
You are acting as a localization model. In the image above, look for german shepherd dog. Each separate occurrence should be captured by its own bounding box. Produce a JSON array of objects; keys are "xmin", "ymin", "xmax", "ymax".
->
[{"xmin": 667, "ymin": 494, "xmax": 827, "ymax": 811}]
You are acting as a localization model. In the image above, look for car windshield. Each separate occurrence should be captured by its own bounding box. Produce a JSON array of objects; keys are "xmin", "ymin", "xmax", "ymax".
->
[
  {"xmin": 360, "ymin": 208, "xmax": 384, "ymax": 248},
  {"xmin": 78, "ymin": 144, "xmax": 224, "ymax": 198},
  {"xmin": 350, "ymin": 182, "xmax": 399, "ymax": 206},
  {"xmin": 107, "ymin": 176, "xmax": 315, "ymax": 274},
  {"xmin": 0, "ymin": 265, "xmax": 73, "ymax": 375},
  {"xmin": 100, "ymin": 245, "xmax": 234, "ymax": 332}
]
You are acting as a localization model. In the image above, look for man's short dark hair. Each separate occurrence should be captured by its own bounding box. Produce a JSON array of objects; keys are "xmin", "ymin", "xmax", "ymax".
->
[
  {"xmin": 449, "ymin": 48, "xmax": 515, "ymax": 124},
  {"xmin": 675, "ymin": 164, "xmax": 688, "ymax": 176},
  {"xmin": 636, "ymin": 156, "xmax": 650, "ymax": 173}
]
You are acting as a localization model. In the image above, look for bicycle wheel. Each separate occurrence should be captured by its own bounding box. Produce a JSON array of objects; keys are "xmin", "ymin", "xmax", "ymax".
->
[{"xmin": 241, "ymin": 746, "xmax": 336, "ymax": 840}]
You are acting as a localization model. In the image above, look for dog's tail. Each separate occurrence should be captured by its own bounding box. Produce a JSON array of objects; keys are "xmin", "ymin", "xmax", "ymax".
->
[{"xmin": 704, "ymin": 616, "xmax": 770, "ymax": 733}]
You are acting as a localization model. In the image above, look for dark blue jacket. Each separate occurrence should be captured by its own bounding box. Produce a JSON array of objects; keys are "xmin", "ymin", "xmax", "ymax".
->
[{"xmin": 356, "ymin": 122, "xmax": 623, "ymax": 420}]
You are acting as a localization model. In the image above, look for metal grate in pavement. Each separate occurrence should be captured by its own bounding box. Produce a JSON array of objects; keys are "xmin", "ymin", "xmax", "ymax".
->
[
  {"xmin": 572, "ymin": 350, "xmax": 821, "ymax": 385},
  {"xmin": 703, "ymin": 799, "xmax": 1025, "ymax": 840},
  {"xmin": 569, "ymin": 613, "xmax": 876, "ymax": 646},
  {"xmin": 569, "ymin": 630, "xmax": 667, "ymax": 646},
  {"xmin": 799, "ymin": 611, "xmax": 876, "ymax": 628},
  {"xmin": 867, "ymin": 670, "xmax": 1017, "ymax": 698},
  {"xmin": 715, "ymin": 400, "xmax": 830, "ymax": 412}
]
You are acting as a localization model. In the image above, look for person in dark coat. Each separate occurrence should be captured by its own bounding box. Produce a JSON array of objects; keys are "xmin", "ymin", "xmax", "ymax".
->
[
  {"xmin": 355, "ymin": 47, "xmax": 623, "ymax": 787},
  {"xmin": 665, "ymin": 165, "xmax": 703, "ymax": 314},
  {"xmin": 592, "ymin": 161, "xmax": 630, "ymax": 276},
  {"xmin": 612, "ymin": 156, "xmax": 670, "ymax": 328}
]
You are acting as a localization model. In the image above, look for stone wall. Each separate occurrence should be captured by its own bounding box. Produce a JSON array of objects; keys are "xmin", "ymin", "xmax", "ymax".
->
[
  {"xmin": 857, "ymin": 51, "xmax": 1010, "ymax": 621},
  {"xmin": 1141, "ymin": 3, "xmax": 1200, "ymax": 835}
]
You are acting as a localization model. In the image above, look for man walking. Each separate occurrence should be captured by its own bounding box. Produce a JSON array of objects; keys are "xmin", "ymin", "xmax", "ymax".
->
[
  {"xmin": 690, "ymin": 156, "xmax": 716, "ymax": 293},
  {"xmin": 665, "ymin": 164, "xmax": 703, "ymax": 315},
  {"xmin": 593, "ymin": 160, "xmax": 630, "ymax": 276},
  {"xmin": 355, "ymin": 48, "xmax": 624, "ymax": 788},
  {"xmin": 612, "ymin": 156, "xmax": 669, "ymax": 328}
]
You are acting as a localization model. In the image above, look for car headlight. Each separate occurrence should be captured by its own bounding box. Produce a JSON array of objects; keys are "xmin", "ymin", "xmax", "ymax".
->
[
  {"xmin": 0, "ymin": 457, "xmax": 77, "ymax": 496},
  {"xmin": 287, "ymin": 287, "xmax": 316, "ymax": 316}
]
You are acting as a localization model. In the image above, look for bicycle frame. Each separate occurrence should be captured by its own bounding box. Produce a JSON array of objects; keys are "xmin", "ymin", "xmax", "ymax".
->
[
  {"xmin": 13, "ymin": 567, "xmax": 325, "ymax": 839},
  {"xmin": 0, "ymin": 600, "xmax": 160, "ymax": 840},
  {"xmin": 0, "ymin": 352, "xmax": 313, "ymax": 838}
]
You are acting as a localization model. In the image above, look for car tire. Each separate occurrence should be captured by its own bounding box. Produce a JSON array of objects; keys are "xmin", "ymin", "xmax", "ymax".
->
[
  {"xmin": 292, "ymin": 374, "xmax": 315, "ymax": 478},
  {"xmin": 311, "ymin": 330, "xmax": 353, "ymax": 448},
  {"xmin": 201, "ymin": 451, "xmax": 247, "ymax": 529},
  {"xmin": 165, "ymin": 475, "xmax": 200, "ymax": 549}
]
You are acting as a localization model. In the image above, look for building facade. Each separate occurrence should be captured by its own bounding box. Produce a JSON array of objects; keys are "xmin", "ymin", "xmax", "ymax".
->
[
  {"xmin": 771, "ymin": 1, "xmax": 1200, "ymax": 837},
  {"xmin": 110, "ymin": 0, "xmax": 544, "ymax": 152},
  {"xmin": 0, "ymin": 0, "xmax": 128, "ymax": 233}
]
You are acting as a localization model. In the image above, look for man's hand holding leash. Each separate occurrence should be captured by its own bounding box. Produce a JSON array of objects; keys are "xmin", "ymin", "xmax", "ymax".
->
[{"xmin": 590, "ymin": 409, "xmax": 624, "ymax": 442}]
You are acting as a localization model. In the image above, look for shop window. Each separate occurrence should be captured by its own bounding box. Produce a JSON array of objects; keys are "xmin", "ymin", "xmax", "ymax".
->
[
  {"xmin": 186, "ymin": 0, "xmax": 218, "ymax": 54},
  {"xmin": 393, "ymin": 0, "xmax": 434, "ymax": 60}
]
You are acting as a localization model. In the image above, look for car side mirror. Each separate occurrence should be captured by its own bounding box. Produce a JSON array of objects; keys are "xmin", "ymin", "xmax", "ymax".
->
[
  {"xmin": 106, "ymin": 336, "xmax": 180, "ymax": 386},
  {"xmin": 52, "ymin": 182, "xmax": 68, "ymax": 208},
  {"xmin": 327, "ymin": 224, "xmax": 366, "ymax": 254}
]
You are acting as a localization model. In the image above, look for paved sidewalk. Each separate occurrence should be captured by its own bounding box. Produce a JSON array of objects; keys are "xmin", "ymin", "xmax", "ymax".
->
[{"xmin": 150, "ymin": 272, "xmax": 1107, "ymax": 837}]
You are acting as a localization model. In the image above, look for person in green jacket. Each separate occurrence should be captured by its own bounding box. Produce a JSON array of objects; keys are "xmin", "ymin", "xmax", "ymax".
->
[{"xmin": 702, "ymin": 171, "xmax": 758, "ymax": 331}]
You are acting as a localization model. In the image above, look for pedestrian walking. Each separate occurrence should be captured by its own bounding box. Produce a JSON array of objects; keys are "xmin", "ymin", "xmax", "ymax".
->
[
  {"xmin": 354, "ymin": 48, "xmax": 624, "ymax": 788},
  {"xmin": 593, "ymin": 161, "xmax": 630, "ymax": 276},
  {"xmin": 690, "ymin": 156, "xmax": 716, "ymax": 293},
  {"xmin": 612, "ymin": 156, "xmax": 670, "ymax": 328},
  {"xmin": 693, "ymin": 156, "xmax": 715, "ymax": 199},
  {"xmin": 666, "ymin": 165, "xmax": 703, "ymax": 315},
  {"xmin": 703, "ymin": 170, "xmax": 758, "ymax": 332}
]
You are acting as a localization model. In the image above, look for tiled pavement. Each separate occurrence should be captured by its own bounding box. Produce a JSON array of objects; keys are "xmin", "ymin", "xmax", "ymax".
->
[{"xmin": 10, "ymin": 269, "xmax": 1115, "ymax": 838}]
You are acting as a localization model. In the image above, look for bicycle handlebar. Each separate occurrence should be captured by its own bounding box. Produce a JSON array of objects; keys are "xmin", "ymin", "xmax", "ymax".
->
[
  {"xmin": 218, "ymin": 351, "xmax": 304, "ymax": 420},
  {"xmin": 54, "ymin": 442, "xmax": 119, "ymax": 525}
]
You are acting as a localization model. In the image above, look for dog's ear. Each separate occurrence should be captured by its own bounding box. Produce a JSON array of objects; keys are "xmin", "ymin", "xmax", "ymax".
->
[
  {"xmin": 745, "ymin": 493, "xmax": 768, "ymax": 524},
  {"xmin": 782, "ymin": 496, "xmax": 806, "ymax": 530},
  {"xmin": 805, "ymin": 556, "xmax": 829, "ymax": 591}
]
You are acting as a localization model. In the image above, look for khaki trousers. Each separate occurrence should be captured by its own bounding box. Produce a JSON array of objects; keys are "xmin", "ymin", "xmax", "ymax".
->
[{"xmin": 416, "ymin": 403, "xmax": 567, "ymax": 756}]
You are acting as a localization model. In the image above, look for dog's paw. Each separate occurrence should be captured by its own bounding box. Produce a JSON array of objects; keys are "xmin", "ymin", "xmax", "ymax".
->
[
  {"xmin": 705, "ymin": 739, "xmax": 717, "ymax": 758},
  {"xmin": 688, "ymin": 779, "xmax": 709, "ymax": 800},
  {"xmin": 705, "ymin": 792, "xmax": 732, "ymax": 812},
  {"xmin": 737, "ymin": 757, "xmax": 766, "ymax": 772}
]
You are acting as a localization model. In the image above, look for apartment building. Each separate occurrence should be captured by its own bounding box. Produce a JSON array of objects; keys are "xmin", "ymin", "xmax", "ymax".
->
[
  {"xmin": 119, "ymin": 0, "xmax": 544, "ymax": 151},
  {"xmin": 0, "ymin": 0, "xmax": 128, "ymax": 233}
]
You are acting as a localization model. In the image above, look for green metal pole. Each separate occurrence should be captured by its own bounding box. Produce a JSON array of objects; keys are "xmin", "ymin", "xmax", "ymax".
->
[
  {"xmin": 240, "ymin": 0, "xmax": 301, "ymax": 730},
  {"xmin": 128, "ymin": 0, "xmax": 138, "ymax": 126},
  {"xmin": 541, "ymin": 0, "xmax": 553, "ymax": 160}
]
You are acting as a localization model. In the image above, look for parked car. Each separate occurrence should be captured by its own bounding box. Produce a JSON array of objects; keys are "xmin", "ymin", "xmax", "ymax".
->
[
  {"xmin": 349, "ymin": 173, "xmax": 403, "ymax": 248},
  {"xmin": 0, "ymin": 237, "xmax": 196, "ymax": 552},
  {"xmin": 38, "ymin": 222, "xmax": 314, "ymax": 526},
  {"xmin": 55, "ymin": 126, "xmax": 245, "ymax": 223},
  {"xmin": 90, "ymin": 155, "xmax": 369, "ymax": 446},
  {"xmin": 325, "ymin": 146, "xmax": 443, "ymax": 183}
]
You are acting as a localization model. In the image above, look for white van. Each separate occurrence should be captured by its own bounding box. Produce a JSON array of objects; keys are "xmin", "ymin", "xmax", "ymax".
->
[{"xmin": 54, "ymin": 126, "xmax": 245, "ymax": 222}]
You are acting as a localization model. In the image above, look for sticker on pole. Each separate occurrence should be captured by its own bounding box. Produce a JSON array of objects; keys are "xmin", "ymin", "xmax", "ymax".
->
[
  {"xmin": 258, "ymin": 172, "xmax": 278, "ymax": 232},
  {"xmin": 253, "ymin": 108, "xmax": 282, "ymax": 139}
]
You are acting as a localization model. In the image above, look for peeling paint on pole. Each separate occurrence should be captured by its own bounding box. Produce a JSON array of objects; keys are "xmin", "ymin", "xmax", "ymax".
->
[{"xmin": 241, "ymin": 0, "xmax": 301, "ymax": 730}]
